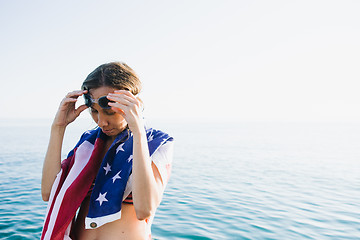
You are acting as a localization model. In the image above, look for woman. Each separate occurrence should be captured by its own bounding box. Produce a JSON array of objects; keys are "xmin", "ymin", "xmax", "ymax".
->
[{"xmin": 41, "ymin": 62, "xmax": 174, "ymax": 240}]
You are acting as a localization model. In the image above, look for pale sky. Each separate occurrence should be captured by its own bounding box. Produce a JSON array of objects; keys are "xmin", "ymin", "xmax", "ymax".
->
[{"xmin": 1, "ymin": 0, "xmax": 359, "ymax": 122}]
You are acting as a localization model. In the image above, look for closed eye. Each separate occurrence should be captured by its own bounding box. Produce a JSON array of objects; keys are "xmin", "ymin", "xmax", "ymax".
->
[
  {"xmin": 90, "ymin": 108, "xmax": 98, "ymax": 114},
  {"xmin": 90, "ymin": 108, "xmax": 115, "ymax": 115},
  {"xmin": 104, "ymin": 109, "xmax": 116, "ymax": 115}
]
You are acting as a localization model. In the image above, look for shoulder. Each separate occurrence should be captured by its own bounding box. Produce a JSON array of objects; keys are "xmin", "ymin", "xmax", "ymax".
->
[
  {"xmin": 151, "ymin": 139, "xmax": 174, "ymax": 185},
  {"xmin": 146, "ymin": 127, "xmax": 174, "ymax": 144},
  {"xmin": 152, "ymin": 140, "xmax": 174, "ymax": 158},
  {"xmin": 145, "ymin": 127, "xmax": 174, "ymax": 155},
  {"xmin": 81, "ymin": 127, "xmax": 100, "ymax": 141},
  {"xmin": 65, "ymin": 128, "xmax": 100, "ymax": 158}
]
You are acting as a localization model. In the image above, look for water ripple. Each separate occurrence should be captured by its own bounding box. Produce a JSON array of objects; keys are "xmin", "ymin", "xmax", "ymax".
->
[{"xmin": 1, "ymin": 122, "xmax": 360, "ymax": 239}]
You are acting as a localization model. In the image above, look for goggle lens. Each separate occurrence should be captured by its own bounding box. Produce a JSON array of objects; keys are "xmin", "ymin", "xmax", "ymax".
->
[
  {"xmin": 98, "ymin": 96, "xmax": 112, "ymax": 109},
  {"xmin": 84, "ymin": 94, "xmax": 93, "ymax": 108},
  {"xmin": 83, "ymin": 94, "xmax": 113, "ymax": 109}
]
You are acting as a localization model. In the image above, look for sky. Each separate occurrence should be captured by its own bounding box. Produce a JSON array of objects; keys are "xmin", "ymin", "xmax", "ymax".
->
[{"xmin": 0, "ymin": 0, "xmax": 359, "ymax": 122}]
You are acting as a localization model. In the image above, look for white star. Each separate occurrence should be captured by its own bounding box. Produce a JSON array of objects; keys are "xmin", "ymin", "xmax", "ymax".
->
[
  {"xmin": 148, "ymin": 129, "xmax": 154, "ymax": 142},
  {"xmin": 116, "ymin": 143, "xmax": 125, "ymax": 153},
  {"xmin": 127, "ymin": 155, "xmax": 133, "ymax": 163},
  {"xmin": 96, "ymin": 192, "xmax": 108, "ymax": 206},
  {"xmin": 103, "ymin": 163, "xmax": 112, "ymax": 175},
  {"xmin": 112, "ymin": 170, "xmax": 122, "ymax": 183}
]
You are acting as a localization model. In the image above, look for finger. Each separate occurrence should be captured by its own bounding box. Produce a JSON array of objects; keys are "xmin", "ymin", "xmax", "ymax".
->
[
  {"xmin": 66, "ymin": 90, "xmax": 87, "ymax": 98},
  {"xmin": 137, "ymin": 96, "xmax": 144, "ymax": 110},
  {"xmin": 108, "ymin": 93, "xmax": 140, "ymax": 107},
  {"xmin": 112, "ymin": 107, "xmax": 125, "ymax": 116},
  {"xmin": 108, "ymin": 102, "xmax": 128, "ymax": 114},
  {"xmin": 107, "ymin": 94, "xmax": 135, "ymax": 106},
  {"xmin": 113, "ymin": 90, "xmax": 138, "ymax": 100},
  {"xmin": 61, "ymin": 98, "xmax": 77, "ymax": 105},
  {"xmin": 59, "ymin": 98, "xmax": 77, "ymax": 110},
  {"xmin": 108, "ymin": 101, "xmax": 128, "ymax": 110},
  {"xmin": 109, "ymin": 103, "xmax": 126, "ymax": 115},
  {"xmin": 111, "ymin": 90, "xmax": 136, "ymax": 99},
  {"xmin": 75, "ymin": 104, "xmax": 89, "ymax": 116},
  {"xmin": 109, "ymin": 101, "xmax": 141, "ymax": 119},
  {"xmin": 114, "ymin": 89, "xmax": 133, "ymax": 95}
]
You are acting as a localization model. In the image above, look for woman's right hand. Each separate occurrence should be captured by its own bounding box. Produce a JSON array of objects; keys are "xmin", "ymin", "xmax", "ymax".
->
[{"xmin": 52, "ymin": 90, "xmax": 88, "ymax": 128}]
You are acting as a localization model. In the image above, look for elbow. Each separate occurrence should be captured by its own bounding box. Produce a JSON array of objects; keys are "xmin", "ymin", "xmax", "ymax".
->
[
  {"xmin": 134, "ymin": 193, "xmax": 163, "ymax": 220},
  {"xmin": 42, "ymin": 194, "xmax": 49, "ymax": 202},
  {"xmin": 134, "ymin": 196, "xmax": 160, "ymax": 220},
  {"xmin": 135, "ymin": 206, "xmax": 155, "ymax": 221},
  {"xmin": 41, "ymin": 189, "xmax": 50, "ymax": 202}
]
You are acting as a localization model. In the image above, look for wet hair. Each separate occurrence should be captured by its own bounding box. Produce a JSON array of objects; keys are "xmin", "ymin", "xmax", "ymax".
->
[{"xmin": 82, "ymin": 62, "xmax": 142, "ymax": 95}]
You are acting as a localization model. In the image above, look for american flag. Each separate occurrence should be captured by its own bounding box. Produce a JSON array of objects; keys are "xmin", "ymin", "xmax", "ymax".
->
[{"xmin": 41, "ymin": 127, "xmax": 173, "ymax": 240}]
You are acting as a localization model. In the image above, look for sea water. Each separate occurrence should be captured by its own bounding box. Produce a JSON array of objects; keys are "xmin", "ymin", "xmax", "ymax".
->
[{"xmin": 0, "ymin": 119, "xmax": 359, "ymax": 239}]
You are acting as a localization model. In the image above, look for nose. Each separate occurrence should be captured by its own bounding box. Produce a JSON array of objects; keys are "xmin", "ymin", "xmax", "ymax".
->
[{"xmin": 96, "ymin": 112, "xmax": 109, "ymax": 129}]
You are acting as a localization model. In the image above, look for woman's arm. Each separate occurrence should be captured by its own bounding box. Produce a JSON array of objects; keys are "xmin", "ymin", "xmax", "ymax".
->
[
  {"xmin": 41, "ymin": 90, "xmax": 88, "ymax": 201},
  {"xmin": 41, "ymin": 125, "xmax": 65, "ymax": 201},
  {"xmin": 107, "ymin": 90, "xmax": 165, "ymax": 220},
  {"xmin": 131, "ymin": 127, "xmax": 165, "ymax": 220}
]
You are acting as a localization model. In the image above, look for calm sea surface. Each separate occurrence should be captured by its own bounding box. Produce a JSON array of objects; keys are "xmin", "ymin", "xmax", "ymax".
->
[{"xmin": 0, "ymin": 119, "xmax": 359, "ymax": 239}]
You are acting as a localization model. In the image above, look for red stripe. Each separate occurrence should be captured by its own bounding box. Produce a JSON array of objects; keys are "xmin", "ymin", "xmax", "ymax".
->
[
  {"xmin": 50, "ymin": 138, "xmax": 105, "ymax": 239},
  {"xmin": 41, "ymin": 151, "xmax": 76, "ymax": 240},
  {"xmin": 122, "ymin": 193, "xmax": 133, "ymax": 204}
]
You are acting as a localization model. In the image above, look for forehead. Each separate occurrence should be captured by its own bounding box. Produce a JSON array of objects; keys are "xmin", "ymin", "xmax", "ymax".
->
[{"xmin": 89, "ymin": 86, "xmax": 117, "ymax": 99}]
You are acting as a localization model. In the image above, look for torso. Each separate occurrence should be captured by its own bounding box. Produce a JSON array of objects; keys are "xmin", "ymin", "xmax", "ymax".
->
[
  {"xmin": 72, "ymin": 138, "xmax": 148, "ymax": 240},
  {"xmin": 73, "ymin": 196, "xmax": 147, "ymax": 240}
]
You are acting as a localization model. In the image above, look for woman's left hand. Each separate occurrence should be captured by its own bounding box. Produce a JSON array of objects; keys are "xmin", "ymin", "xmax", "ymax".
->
[{"xmin": 107, "ymin": 90, "xmax": 144, "ymax": 133}]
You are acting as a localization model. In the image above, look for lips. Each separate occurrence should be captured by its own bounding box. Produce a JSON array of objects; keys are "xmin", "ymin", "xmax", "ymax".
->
[{"xmin": 102, "ymin": 129, "xmax": 114, "ymax": 134}]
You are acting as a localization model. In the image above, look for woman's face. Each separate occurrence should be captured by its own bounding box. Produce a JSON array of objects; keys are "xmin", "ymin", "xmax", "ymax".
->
[{"xmin": 88, "ymin": 86, "xmax": 127, "ymax": 139}]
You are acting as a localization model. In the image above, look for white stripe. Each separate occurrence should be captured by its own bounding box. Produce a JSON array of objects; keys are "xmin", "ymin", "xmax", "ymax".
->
[
  {"xmin": 44, "ymin": 141, "xmax": 94, "ymax": 239},
  {"xmin": 85, "ymin": 211, "xmax": 122, "ymax": 229},
  {"xmin": 42, "ymin": 168, "xmax": 63, "ymax": 231}
]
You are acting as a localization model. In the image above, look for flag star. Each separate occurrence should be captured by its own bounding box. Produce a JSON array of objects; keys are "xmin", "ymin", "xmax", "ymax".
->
[
  {"xmin": 127, "ymin": 155, "xmax": 133, "ymax": 163},
  {"xmin": 116, "ymin": 143, "xmax": 125, "ymax": 153},
  {"xmin": 103, "ymin": 163, "xmax": 112, "ymax": 175},
  {"xmin": 112, "ymin": 170, "xmax": 122, "ymax": 183},
  {"xmin": 96, "ymin": 192, "xmax": 108, "ymax": 206},
  {"xmin": 148, "ymin": 129, "xmax": 154, "ymax": 142}
]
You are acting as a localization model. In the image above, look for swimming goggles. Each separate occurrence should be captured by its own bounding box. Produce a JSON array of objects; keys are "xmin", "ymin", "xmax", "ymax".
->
[{"xmin": 83, "ymin": 93, "xmax": 114, "ymax": 109}]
